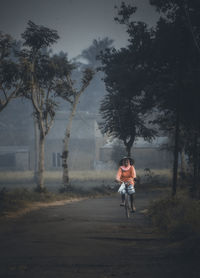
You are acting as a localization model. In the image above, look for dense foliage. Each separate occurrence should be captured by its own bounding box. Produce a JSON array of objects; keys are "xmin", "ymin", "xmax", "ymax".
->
[{"xmin": 99, "ymin": 0, "xmax": 200, "ymax": 196}]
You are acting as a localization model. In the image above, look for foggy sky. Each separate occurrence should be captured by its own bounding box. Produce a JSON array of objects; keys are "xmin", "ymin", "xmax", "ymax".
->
[{"xmin": 0, "ymin": 0, "xmax": 158, "ymax": 59}]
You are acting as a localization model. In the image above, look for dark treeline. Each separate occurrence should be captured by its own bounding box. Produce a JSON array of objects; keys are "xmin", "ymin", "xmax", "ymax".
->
[{"xmin": 98, "ymin": 0, "xmax": 200, "ymax": 197}]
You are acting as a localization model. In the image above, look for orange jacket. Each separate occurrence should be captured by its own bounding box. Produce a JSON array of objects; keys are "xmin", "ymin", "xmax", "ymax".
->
[{"xmin": 116, "ymin": 165, "xmax": 136, "ymax": 185}]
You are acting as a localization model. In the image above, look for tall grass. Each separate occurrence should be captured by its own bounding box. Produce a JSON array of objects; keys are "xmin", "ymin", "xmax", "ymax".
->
[
  {"xmin": 0, "ymin": 168, "xmax": 171, "ymax": 217},
  {"xmin": 0, "ymin": 168, "xmax": 172, "ymax": 194},
  {"xmin": 149, "ymin": 192, "xmax": 200, "ymax": 240},
  {"xmin": 0, "ymin": 169, "xmax": 171, "ymax": 183},
  {"xmin": 0, "ymin": 170, "xmax": 116, "ymax": 183}
]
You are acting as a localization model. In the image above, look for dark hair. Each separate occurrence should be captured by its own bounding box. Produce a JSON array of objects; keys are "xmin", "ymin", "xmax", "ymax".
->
[{"xmin": 119, "ymin": 157, "xmax": 134, "ymax": 166}]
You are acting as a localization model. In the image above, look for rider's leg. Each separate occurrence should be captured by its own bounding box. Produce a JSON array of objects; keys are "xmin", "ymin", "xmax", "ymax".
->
[{"xmin": 130, "ymin": 194, "xmax": 136, "ymax": 211}]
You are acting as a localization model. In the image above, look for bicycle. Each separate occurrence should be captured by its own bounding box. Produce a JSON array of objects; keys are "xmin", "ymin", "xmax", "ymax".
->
[
  {"xmin": 124, "ymin": 183, "xmax": 134, "ymax": 218},
  {"xmin": 118, "ymin": 182, "xmax": 135, "ymax": 218}
]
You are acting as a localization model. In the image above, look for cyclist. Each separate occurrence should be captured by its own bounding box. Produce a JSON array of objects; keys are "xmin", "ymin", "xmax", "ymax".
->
[{"xmin": 116, "ymin": 157, "xmax": 137, "ymax": 212}]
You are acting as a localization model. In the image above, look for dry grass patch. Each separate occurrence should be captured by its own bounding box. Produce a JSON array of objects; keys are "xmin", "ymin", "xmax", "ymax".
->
[
  {"xmin": 0, "ymin": 182, "xmax": 116, "ymax": 219},
  {"xmin": 149, "ymin": 192, "xmax": 200, "ymax": 240},
  {"xmin": 0, "ymin": 169, "xmax": 172, "ymax": 182}
]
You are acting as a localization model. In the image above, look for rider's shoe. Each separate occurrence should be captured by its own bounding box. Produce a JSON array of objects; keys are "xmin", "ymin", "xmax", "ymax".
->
[
  {"xmin": 131, "ymin": 207, "xmax": 136, "ymax": 213},
  {"xmin": 120, "ymin": 202, "xmax": 125, "ymax": 206}
]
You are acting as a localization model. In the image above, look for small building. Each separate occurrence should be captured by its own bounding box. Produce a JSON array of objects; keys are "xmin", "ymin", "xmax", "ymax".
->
[
  {"xmin": 0, "ymin": 99, "xmax": 172, "ymax": 171},
  {"xmin": 44, "ymin": 111, "xmax": 106, "ymax": 170},
  {"xmin": 0, "ymin": 106, "xmax": 106, "ymax": 171}
]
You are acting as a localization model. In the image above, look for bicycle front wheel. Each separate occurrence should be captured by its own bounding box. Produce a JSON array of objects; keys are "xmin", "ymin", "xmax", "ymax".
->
[{"xmin": 125, "ymin": 193, "xmax": 130, "ymax": 218}]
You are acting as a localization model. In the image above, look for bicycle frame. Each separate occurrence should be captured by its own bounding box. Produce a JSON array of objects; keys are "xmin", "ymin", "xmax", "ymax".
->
[
  {"xmin": 124, "ymin": 184, "xmax": 131, "ymax": 218},
  {"xmin": 118, "ymin": 182, "xmax": 135, "ymax": 218}
]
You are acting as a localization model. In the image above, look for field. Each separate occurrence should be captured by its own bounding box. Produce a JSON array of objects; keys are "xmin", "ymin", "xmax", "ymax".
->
[
  {"xmin": 0, "ymin": 169, "xmax": 172, "ymax": 218},
  {"xmin": 0, "ymin": 169, "xmax": 172, "ymax": 191}
]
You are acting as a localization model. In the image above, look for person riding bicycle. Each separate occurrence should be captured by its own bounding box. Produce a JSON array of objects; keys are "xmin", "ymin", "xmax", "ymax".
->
[{"xmin": 116, "ymin": 157, "xmax": 137, "ymax": 212}]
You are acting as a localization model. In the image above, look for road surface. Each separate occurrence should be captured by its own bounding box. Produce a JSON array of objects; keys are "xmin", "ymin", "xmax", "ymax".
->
[{"xmin": 0, "ymin": 190, "xmax": 199, "ymax": 278}]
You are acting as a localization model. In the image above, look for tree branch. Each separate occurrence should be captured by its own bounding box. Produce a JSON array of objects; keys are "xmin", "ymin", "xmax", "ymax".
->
[
  {"xmin": 31, "ymin": 87, "xmax": 41, "ymax": 115},
  {"xmin": 183, "ymin": 2, "xmax": 200, "ymax": 54},
  {"xmin": 45, "ymin": 116, "xmax": 54, "ymax": 135},
  {"xmin": 0, "ymin": 82, "xmax": 22, "ymax": 111}
]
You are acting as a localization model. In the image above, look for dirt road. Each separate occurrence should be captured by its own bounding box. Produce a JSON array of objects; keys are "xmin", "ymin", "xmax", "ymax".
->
[{"xmin": 0, "ymin": 190, "xmax": 198, "ymax": 278}]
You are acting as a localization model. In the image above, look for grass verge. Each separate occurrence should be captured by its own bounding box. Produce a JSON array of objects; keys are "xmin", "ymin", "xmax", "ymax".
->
[
  {"xmin": 148, "ymin": 191, "xmax": 200, "ymax": 258},
  {"xmin": 0, "ymin": 185, "xmax": 115, "ymax": 219},
  {"xmin": 149, "ymin": 192, "xmax": 200, "ymax": 239}
]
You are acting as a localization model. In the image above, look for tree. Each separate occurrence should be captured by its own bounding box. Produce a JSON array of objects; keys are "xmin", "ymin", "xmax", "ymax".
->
[
  {"xmin": 100, "ymin": 90, "xmax": 155, "ymax": 157},
  {"xmin": 99, "ymin": 18, "xmax": 156, "ymax": 157},
  {"xmin": 179, "ymin": 72, "xmax": 200, "ymax": 196},
  {"xmin": 73, "ymin": 38, "xmax": 114, "ymax": 113},
  {"xmin": 56, "ymin": 66, "xmax": 94, "ymax": 189},
  {"xmin": 79, "ymin": 37, "xmax": 114, "ymax": 68},
  {"xmin": 19, "ymin": 21, "xmax": 63, "ymax": 191},
  {"xmin": 150, "ymin": 0, "xmax": 200, "ymax": 54},
  {"xmin": 0, "ymin": 32, "xmax": 22, "ymax": 112},
  {"xmin": 112, "ymin": 1, "xmax": 200, "ymax": 196},
  {"xmin": 149, "ymin": 0, "xmax": 200, "ymax": 196}
]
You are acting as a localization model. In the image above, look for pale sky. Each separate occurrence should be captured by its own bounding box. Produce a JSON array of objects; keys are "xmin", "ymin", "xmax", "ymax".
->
[{"xmin": 0, "ymin": 0, "xmax": 158, "ymax": 59}]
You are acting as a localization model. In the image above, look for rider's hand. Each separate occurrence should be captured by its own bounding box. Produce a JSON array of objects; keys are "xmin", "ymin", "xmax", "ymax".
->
[{"xmin": 115, "ymin": 179, "xmax": 121, "ymax": 185}]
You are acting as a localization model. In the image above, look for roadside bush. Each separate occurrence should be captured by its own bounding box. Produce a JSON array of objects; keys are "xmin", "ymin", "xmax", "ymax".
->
[{"xmin": 149, "ymin": 194, "xmax": 200, "ymax": 240}]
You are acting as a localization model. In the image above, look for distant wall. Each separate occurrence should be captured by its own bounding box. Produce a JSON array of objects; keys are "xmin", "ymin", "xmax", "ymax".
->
[
  {"xmin": 100, "ymin": 146, "xmax": 172, "ymax": 169},
  {"xmin": 0, "ymin": 110, "xmax": 106, "ymax": 171},
  {"xmin": 42, "ymin": 138, "xmax": 96, "ymax": 170},
  {"xmin": 133, "ymin": 148, "xmax": 172, "ymax": 169},
  {"xmin": 15, "ymin": 151, "xmax": 30, "ymax": 170},
  {"xmin": 0, "ymin": 148, "xmax": 30, "ymax": 170}
]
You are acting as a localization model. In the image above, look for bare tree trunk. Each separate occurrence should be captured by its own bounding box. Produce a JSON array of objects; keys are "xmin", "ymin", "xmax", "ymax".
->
[
  {"xmin": 34, "ymin": 118, "xmax": 39, "ymax": 183},
  {"xmin": 125, "ymin": 137, "xmax": 134, "ymax": 158},
  {"xmin": 126, "ymin": 146, "xmax": 131, "ymax": 157},
  {"xmin": 192, "ymin": 131, "xmax": 198, "ymax": 197},
  {"xmin": 180, "ymin": 150, "xmax": 186, "ymax": 174},
  {"xmin": 179, "ymin": 149, "xmax": 187, "ymax": 189},
  {"xmin": 183, "ymin": 3, "xmax": 200, "ymax": 55},
  {"xmin": 62, "ymin": 101, "xmax": 79, "ymax": 188},
  {"xmin": 198, "ymin": 129, "xmax": 200, "ymax": 199},
  {"xmin": 172, "ymin": 91, "xmax": 180, "ymax": 197},
  {"xmin": 37, "ymin": 132, "xmax": 45, "ymax": 191},
  {"xmin": 61, "ymin": 69, "xmax": 94, "ymax": 190}
]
